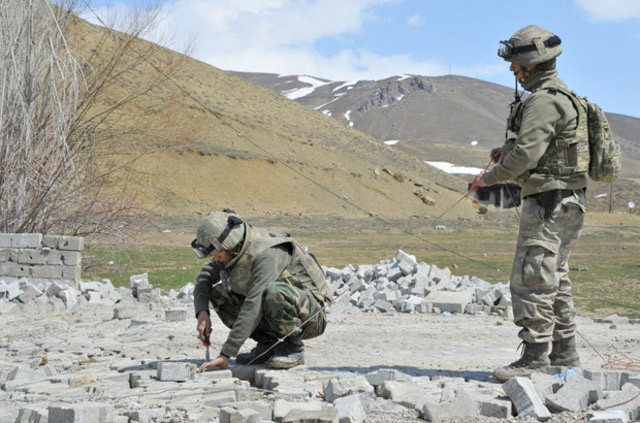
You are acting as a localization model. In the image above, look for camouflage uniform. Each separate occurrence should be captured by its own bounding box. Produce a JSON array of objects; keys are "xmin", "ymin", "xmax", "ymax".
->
[
  {"xmin": 193, "ymin": 223, "xmax": 330, "ymax": 359},
  {"xmin": 483, "ymin": 69, "xmax": 588, "ymax": 346}
]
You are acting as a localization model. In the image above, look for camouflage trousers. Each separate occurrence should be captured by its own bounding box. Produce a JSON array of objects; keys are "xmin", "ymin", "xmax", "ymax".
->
[
  {"xmin": 510, "ymin": 191, "xmax": 585, "ymax": 344},
  {"xmin": 210, "ymin": 281, "xmax": 327, "ymax": 344}
]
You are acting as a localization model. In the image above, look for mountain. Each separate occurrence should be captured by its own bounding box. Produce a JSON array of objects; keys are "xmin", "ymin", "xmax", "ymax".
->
[
  {"xmin": 231, "ymin": 71, "xmax": 640, "ymax": 211},
  {"xmin": 65, "ymin": 16, "xmax": 480, "ymax": 223},
  {"xmin": 231, "ymin": 71, "xmax": 640, "ymax": 159}
]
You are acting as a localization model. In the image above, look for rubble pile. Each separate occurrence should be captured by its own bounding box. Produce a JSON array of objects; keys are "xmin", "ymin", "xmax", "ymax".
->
[
  {"xmin": 325, "ymin": 250, "xmax": 512, "ymax": 317},
  {"xmin": 1, "ymin": 250, "xmax": 639, "ymax": 422}
]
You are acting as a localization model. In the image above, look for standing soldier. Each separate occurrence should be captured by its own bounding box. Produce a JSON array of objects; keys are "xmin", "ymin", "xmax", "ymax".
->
[
  {"xmin": 191, "ymin": 209, "xmax": 332, "ymax": 370},
  {"xmin": 471, "ymin": 25, "xmax": 587, "ymax": 382}
]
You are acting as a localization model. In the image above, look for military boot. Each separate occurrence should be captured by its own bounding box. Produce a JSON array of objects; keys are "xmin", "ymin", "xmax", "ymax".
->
[
  {"xmin": 267, "ymin": 337, "xmax": 305, "ymax": 369},
  {"xmin": 235, "ymin": 341, "xmax": 275, "ymax": 365},
  {"xmin": 549, "ymin": 337, "xmax": 581, "ymax": 368},
  {"xmin": 493, "ymin": 342, "xmax": 549, "ymax": 382}
]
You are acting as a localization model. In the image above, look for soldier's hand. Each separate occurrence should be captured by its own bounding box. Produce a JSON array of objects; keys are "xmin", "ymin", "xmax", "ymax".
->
[
  {"xmin": 490, "ymin": 147, "xmax": 503, "ymax": 163},
  {"xmin": 470, "ymin": 171, "xmax": 486, "ymax": 192},
  {"xmin": 196, "ymin": 310, "xmax": 211, "ymax": 342},
  {"xmin": 199, "ymin": 355, "xmax": 229, "ymax": 372}
]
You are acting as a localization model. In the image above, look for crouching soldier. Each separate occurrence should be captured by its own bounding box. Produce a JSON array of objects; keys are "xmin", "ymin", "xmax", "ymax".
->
[{"xmin": 191, "ymin": 209, "xmax": 333, "ymax": 370}]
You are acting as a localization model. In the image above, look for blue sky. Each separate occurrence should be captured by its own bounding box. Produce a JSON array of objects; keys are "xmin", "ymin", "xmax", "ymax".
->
[{"xmin": 85, "ymin": 0, "xmax": 640, "ymax": 118}]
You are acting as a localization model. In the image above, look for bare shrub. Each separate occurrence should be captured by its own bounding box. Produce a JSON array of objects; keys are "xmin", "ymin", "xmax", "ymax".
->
[{"xmin": 0, "ymin": 0, "xmax": 180, "ymax": 237}]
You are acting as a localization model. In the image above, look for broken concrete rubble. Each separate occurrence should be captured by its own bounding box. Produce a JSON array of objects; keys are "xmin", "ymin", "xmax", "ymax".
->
[{"xmin": 1, "ymin": 245, "xmax": 639, "ymax": 422}]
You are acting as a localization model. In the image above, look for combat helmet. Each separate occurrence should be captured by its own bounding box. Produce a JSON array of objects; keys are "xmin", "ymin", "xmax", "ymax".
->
[
  {"xmin": 191, "ymin": 209, "xmax": 245, "ymax": 258},
  {"xmin": 498, "ymin": 25, "xmax": 562, "ymax": 65}
]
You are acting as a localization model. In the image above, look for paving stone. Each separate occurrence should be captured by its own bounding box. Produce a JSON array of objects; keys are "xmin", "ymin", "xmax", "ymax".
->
[
  {"xmin": 273, "ymin": 399, "xmax": 335, "ymax": 422},
  {"xmin": 333, "ymin": 394, "xmax": 366, "ymax": 423},
  {"xmin": 47, "ymin": 402, "xmax": 113, "ymax": 423},
  {"xmin": 503, "ymin": 376, "xmax": 551, "ymax": 421},
  {"xmin": 323, "ymin": 375, "xmax": 373, "ymax": 403},
  {"xmin": 545, "ymin": 373, "xmax": 600, "ymax": 413},
  {"xmin": 365, "ymin": 369, "xmax": 410, "ymax": 387},
  {"xmin": 203, "ymin": 390, "xmax": 237, "ymax": 407},
  {"xmin": 588, "ymin": 409, "xmax": 629, "ymax": 423},
  {"xmin": 125, "ymin": 407, "xmax": 165, "ymax": 422},
  {"xmin": 424, "ymin": 290, "xmax": 474, "ymax": 314},
  {"xmin": 223, "ymin": 401, "xmax": 273, "ymax": 421},
  {"xmin": 596, "ymin": 383, "xmax": 640, "ymax": 421},
  {"xmin": 219, "ymin": 407, "xmax": 261, "ymax": 423},
  {"xmin": 164, "ymin": 307, "xmax": 188, "ymax": 321},
  {"xmin": 156, "ymin": 362, "xmax": 196, "ymax": 382}
]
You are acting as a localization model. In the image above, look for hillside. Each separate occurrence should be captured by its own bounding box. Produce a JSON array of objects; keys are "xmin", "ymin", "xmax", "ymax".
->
[
  {"xmin": 66, "ymin": 17, "xmax": 480, "ymax": 223},
  {"xmin": 232, "ymin": 71, "xmax": 640, "ymax": 213}
]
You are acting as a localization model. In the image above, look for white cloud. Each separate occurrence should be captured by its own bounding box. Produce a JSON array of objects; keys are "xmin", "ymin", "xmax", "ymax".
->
[
  {"xmin": 407, "ymin": 13, "xmax": 424, "ymax": 27},
  {"xmin": 574, "ymin": 0, "xmax": 640, "ymax": 21},
  {"xmin": 81, "ymin": 0, "xmax": 501, "ymax": 83}
]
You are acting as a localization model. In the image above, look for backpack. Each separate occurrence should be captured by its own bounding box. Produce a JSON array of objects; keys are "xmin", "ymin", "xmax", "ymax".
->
[
  {"xmin": 545, "ymin": 87, "xmax": 621, "ymax": 182},
  {"xmin": 584, "ymin": 101, "xmax": 621, "ymax": 182}
]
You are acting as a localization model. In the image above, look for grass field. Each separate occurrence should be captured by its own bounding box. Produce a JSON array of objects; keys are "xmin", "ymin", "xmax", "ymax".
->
[{"xmin": 83, "ymin": 212, "xmax": 640, "ymax": 318}]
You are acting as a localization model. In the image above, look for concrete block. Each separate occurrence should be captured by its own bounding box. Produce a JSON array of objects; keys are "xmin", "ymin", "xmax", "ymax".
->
[
  {"xmin": 427, "ymin": 264, "xmax": 451, "ymax": 283},
  {"xmin": 10, "ymin": 233, "xmax": 42, "ymax": 249},
  {"xmin": 219, "ymin": 407, "xmax": 260, "ymax": 423},
  {"xmin": 17, "ymin": 407, "xmax": 47, "ymax": 423},
  {"xmin": 223, "ymin": 401, "xmax": 272, "ymax": 421},
  {"xmin": 273, "ymin": 399, "xmax": 332, "ymax": 422},
  {"xmin": 164, "ymin": 308, "xmax": 188, "ymax": 321},
  {"xmin": 57, "ymin": 236, "xmax": 84, "ymax": 251},
  {"xmin": 386, "ymin": 267, "xmax": 403, "ymax": 282},
  {"xmin": 394, "ymin": 249, "xmax": 417, "ymax": 266},
  {"xmin": 6, "ymin": 279, "xmax": 24, "ymax": 300},
  {"xmin": 424, "ymin": 290, "xmax": 474, "ymax": 314},
  {"xmin": 585, "ymin": 371, "xmax": 631, "ymax": 391},
  {"xmin": 61, "ymin": 265, "xmax": 81, "ymax": 281},
  {"xmin": 17, "ymin": 278, "xmax": 43, "ymax": 302},
  {"xmin": 2, "ymin": 262, "xmax": 31, "ymax": 278},
  {"xmin": 397, "ymin": 260, "xmax": 415, "ymax": 276},
  {"xmin": 421, "ymin": 390, "xmax": 479, "ymax": 421},
  {"xmin": 324, "ymin": 267, "xmax": 342, "ymax": 281},
  {"xmin": 372, "ymin": 299, "xmax": 394, "ymax": 313},
  {"xmin": 503, "ymin": 376, "xmax": 551, "ymax": 420},
  {"xmin": 323, "ymin": 376, "xmax": 373, "ymax": 403},
  {"xmin": 17, "ymin": 249, "xmax": 48, "ymax": 265},
  {"xmin": 596, "ymin": 383, "xmax": 640, "ymax": 422},
  {"xmin": 47, "ymin": 251, "xmax": 81, "ymax": 266},
  {"xmin": 588, "ymin": 410, "xmax": 629, "ymax": 423},
  {"xmin": 203, "ymin": 390, "xmax": 237, "ymax": 406},
  {"xmin": 156, "ymin": 362, "xmax": 196, "ymax": 382},
  {"xmin": 545, "ymin": 374, "xmax": 600, "ymax": 413},
  {"xmin": 47, "ymin": 402, "xmax": 113, "ymax": 423},
  {"xmin": 56, "ymin": 289, "xmax": 78, "ymax": 308},
  {"xmin": 0, "ymin": 233, "xmax": 11, "ymax": 248},
  {"xmin": 364, "ymin": 369, "xmax": 409, "ymax": 387},
  {"xmin": 415, "ymin": 302, "xmax": 433, "ymax": 313},
  {"xmin": 125, "ymin": 407, "xmax": 165, "ymax": 422},
  {"xmin": 333, "ymin": 394, "xmax": 366, "ymax": 423},
  {"xmin": 31, "ymin": 265, "xmax": 62, "ymax": 279},
  {"xmin": 476, "ymin": 394, "xmax": 512, "ymax": 419},
  {"xmin": 42, "ymin": 235, "xmax": 59, "ymax": 249},
  {"xmin": 480, "ymin": 287, "xmax": 503, "ymax": 306}
]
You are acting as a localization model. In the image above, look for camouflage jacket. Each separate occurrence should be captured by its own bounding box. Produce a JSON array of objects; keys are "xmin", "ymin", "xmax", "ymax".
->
[{"xmin": 483, "ymin": 70, "xmax": 588, "ymax": 197}]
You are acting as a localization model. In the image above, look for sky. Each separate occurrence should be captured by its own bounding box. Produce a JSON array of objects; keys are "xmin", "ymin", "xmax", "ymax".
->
[{"xmin": 83, "ymin": 0, "xmax": 640, "ymax": 118}]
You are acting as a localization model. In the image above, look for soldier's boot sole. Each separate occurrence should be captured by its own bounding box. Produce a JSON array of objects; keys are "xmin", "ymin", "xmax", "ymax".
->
[{"xmin": 266, "ymin": 352, "xmax": 305, "ymax": 369}]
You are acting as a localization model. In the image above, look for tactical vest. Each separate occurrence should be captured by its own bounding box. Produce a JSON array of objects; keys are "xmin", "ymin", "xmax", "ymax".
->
[
  {"xmin": 222, "ymin": 225, "xmax": 333, "ymax": 306},
  {"xmin": 507, "ymin": 87, "xmax": 589, "ymax": 178}
]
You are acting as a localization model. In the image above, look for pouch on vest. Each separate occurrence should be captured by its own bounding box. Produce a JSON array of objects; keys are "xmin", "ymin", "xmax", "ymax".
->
[{"xmin": 281, "ymin": 243, "xmax": 334, "ymax": 306}]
